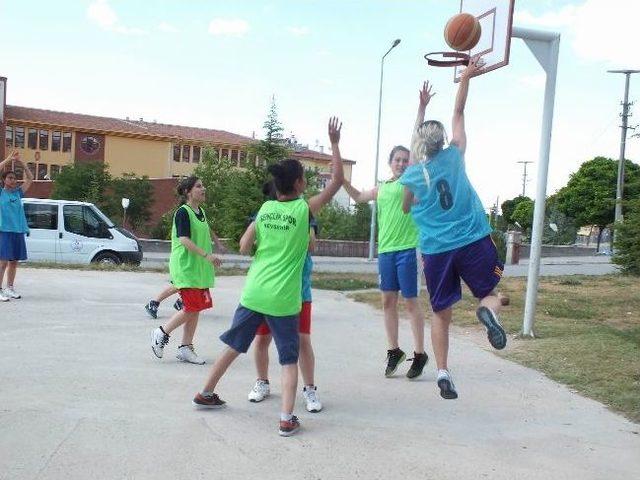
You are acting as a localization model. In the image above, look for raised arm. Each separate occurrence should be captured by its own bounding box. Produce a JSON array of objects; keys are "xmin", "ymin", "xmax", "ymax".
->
[
  {"xmin": 16, "ymin": 154, "xmax": 33, "ymax": 193},
  {"xmin": 0, "ymin": 150, "xmax": 18, "ymax": 172},
  {"xmin": 239, "ymin": 221, "xmax": 256, "ymax": 255},
  {"xmin": 308, "ymin": 117, "xmax": 345, "ymax": 216},
  {"xmin": 409, "ymin": 82, "xmax": 436, "ymax": 164},
  {"xmin": 451, "ymin": 57, "xmax": 483, "ymax": 155},
  {"xmin": 342, "ymin": 179, "xmax": 377, "ymax": 203}
]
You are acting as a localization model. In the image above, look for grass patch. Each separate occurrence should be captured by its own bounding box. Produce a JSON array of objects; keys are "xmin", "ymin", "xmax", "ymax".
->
[
  {"xmin": 349, "ymin": 275, "xmax": 640, "ymax": 422},
  {"xmin": 312, "ymin": 272, "xmax": 378, "ymax": 291}
]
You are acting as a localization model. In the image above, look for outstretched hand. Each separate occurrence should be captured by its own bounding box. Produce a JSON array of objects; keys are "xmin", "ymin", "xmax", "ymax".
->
[
  {"xmin": 461, "ymin": 56, "xmax": 485, "ymax": 79},
  {"xmin": 419, "ymin": 81, "xmax": 436, "ymax": 108},
  {"xmin": 328, "ymin": 117, "xmax": 342, "ymax": 145}
]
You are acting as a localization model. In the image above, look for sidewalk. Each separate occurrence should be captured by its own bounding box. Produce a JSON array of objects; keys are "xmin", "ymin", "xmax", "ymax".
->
[
  {"xmin": 1, "ymin": 269, "xmax": 638, "ymax": 480},
  {"xmin": 142, "ymin": 251, "xmax": 619, "ymax": 276}
]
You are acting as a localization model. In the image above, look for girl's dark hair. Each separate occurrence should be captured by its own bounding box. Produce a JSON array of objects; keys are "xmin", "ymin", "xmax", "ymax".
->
[
  {"xmin": 267, "ymin": 159, "xmax": 304, "ymax": 195},
  {"xmin": 388, "ymin": 145, "xmax": 409, "ymax": 164},
  {"xmin": 262, "ymin": 180, "xmax": 277, "ymax": 201},
  {"xmin": 1, "ymin": 170, "xmax": 15, "ymax": 187},
  {"xmin": 176, "ymin": 175, "xmax": 199, "ymax": 204}
]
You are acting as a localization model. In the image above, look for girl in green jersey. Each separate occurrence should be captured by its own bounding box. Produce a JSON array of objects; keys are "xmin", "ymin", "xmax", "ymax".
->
[
  {"xmin": 151, "ymin": 176, "xmax": 222, "ymax": 365},
  {"xmin": 193, "ymin": 118, "xmax": 345, "ymax": 437},
  {"xmin": 343, "ymin": 145, "xmax": 428, "ymax": 380}
]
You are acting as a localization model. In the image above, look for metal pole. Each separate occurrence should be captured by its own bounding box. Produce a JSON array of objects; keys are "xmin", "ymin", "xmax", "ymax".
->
[
  {"xmin": 512, "ymin": 27, "xmax": 560, "ymax": 337},
  {"xmin": 608, "ymin": 70, "xmax": 640, "ymax": 230},
  {"xmin": 368, "ymin": 40, "xmax": 400, "ymax": 261}
]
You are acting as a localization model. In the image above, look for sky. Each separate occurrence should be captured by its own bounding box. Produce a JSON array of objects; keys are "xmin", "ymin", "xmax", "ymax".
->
[{"xmin": 1, "ymin": 0, "xmax": 639, "ymax": 212}]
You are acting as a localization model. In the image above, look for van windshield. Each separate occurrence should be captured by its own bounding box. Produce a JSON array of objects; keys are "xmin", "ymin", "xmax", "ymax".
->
[{"xmin": 91, "ymin": 206, "xmax": 115, "ymax": 228}]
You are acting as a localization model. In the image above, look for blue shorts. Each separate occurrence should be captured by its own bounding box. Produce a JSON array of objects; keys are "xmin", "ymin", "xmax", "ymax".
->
[
  {"xmin": 422, "ymin": 235, "xmax": 503, "ymax": 312},
  {"xmin": 378, "ymin": 248, "xmax": 418, "ymax": 298},
  {"xmin": 0, "ymin": 232, "xmax": 27, "ymax": 261},
  {"xmin": 220, "ymin": 305, "xmax": 299, "ymax": 365}
]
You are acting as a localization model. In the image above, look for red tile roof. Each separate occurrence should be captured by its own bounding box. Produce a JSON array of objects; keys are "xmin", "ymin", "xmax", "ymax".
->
[{"xmin": 6, "ymin": 105, "xmax": 354, "ymax": 163}]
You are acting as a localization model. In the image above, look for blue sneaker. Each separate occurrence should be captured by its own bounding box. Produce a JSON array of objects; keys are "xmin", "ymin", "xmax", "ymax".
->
[
  {"xmin": 173, "ymin": 298, "xmax": 183, "ymax": 311},
  {"xmin": 145, "ymin": 300, "xmax": 159, "ymax": 319},
  {"xmin": 476, "ymin": 306, "xmax": 507, "ymax": 350}
]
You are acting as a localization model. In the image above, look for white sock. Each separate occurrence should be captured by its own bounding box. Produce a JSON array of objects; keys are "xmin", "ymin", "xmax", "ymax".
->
[
  {"xmin": 280, "ymin": 412, "xmax": 293, "ymax": 422},
  {"xmin": 437, "ymin": 369, "xmax": 450, "ymax": 379}
]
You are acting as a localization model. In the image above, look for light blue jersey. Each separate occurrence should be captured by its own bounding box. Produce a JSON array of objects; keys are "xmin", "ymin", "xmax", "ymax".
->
[
  {"xmin": 399, "ymin": 145, "xmax": 491, "ymax": 255},
  {"xmin": 301, "ymin": 253, "xmax": 313, "ymax": 302},
  {"xmin": 0, "ymin": 187, "xmax": 29, "ymax": 234}
]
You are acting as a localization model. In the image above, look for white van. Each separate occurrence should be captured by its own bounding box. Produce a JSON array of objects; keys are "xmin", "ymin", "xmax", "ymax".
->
[{"xmin": 22, "ymin": 198, "xmax": 143, "ymax": 265}]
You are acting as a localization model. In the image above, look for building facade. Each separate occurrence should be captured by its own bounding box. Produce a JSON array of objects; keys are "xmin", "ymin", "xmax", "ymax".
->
[{"xmin": 0, "ymin": 77, "xmax": 355, "ymax": 233}]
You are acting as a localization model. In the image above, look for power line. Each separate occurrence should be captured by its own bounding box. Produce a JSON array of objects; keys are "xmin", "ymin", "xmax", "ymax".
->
[{"xmin": 516, "ymin": 160, "xmax": 533, "ymax": 197}]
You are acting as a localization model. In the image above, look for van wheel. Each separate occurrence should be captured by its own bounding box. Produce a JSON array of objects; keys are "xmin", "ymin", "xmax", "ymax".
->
[{"xmin": 93, "ymin": 252, "xmax": 121, "ymax": 265}]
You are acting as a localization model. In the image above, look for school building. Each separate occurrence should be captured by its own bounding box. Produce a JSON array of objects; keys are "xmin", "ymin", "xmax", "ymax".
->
[{"xmin": 0, "ymin": 76, "xmax": 355, "ymax": 234}]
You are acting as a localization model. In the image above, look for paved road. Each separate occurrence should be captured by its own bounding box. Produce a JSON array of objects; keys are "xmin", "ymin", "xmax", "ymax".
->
[
  {"xmin": 143, "ymin": 251, "xmax": 618, "ymax": 276},
  {"xmin": 1, "ymin": 269, "xmax": 638, "ymax": 480}
]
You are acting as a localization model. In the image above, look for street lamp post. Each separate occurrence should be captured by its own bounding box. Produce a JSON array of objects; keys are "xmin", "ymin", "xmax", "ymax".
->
[
  {"xmin": 122, "ymin": 198, "xmax": 130, "ymax": 229},
  {"xmin": 368, "ymin": 39, "xmax": 401, "ymax": 261}
]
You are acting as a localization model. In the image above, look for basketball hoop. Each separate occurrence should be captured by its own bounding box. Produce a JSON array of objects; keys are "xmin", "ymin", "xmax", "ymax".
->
[{"xmin": 424, "ymin": 51, "xmax": 470, "ymax": 67}]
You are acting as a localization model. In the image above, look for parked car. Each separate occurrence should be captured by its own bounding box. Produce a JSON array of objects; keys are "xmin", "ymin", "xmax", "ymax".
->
[{"xmin": 22, "ymin": 198, "xmax": 143, "ymax": 265}]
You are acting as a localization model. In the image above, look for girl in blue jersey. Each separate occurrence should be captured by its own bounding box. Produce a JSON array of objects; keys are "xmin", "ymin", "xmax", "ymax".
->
[{"xmin": 400, "ymin": 58, "xmax": 507, "ymax": 400}]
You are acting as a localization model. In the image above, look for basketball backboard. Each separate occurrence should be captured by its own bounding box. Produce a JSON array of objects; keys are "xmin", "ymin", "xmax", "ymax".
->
[{"xmin": 453, "ymin": 0, "xmax": 515, "ymax": 82}]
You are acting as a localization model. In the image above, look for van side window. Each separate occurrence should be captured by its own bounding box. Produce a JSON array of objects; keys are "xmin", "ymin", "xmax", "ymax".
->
[
  {"xmin": 63, "ymin": 205, "xmax": 111, "ymax": 239},
  {"xmin": 24, "ymin": 204, "xmax": 58, "ymax": 230}
]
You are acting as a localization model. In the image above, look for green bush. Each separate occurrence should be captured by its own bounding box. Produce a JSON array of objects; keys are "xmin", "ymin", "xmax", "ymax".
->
[
  {"xmin": 491, "ymin": 230, "xmax": 507, "ymax": 263},
  {"xmin": 613, "ymin": 199, "xmax": 640, "ymax": 275}
]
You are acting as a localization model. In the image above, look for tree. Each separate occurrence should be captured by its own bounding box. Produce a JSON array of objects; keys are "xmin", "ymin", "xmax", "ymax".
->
[
  {"xmin": 500, "ymin": 195, "xmax": 531, "ymax": 226},
  {"xmin": 247, "ymin": 96, "xmax": 291, "ymax": 167},
  {"xmin": 613, "ymin": 199, "xmax": 640, "ymax": 275},
  {"xmin": 52, "ymin": 162, "xmax": 112, "ymax": 207},
  {"xmin": 106, "ymin": 173, "xmax": 154, "ymax": 231},
  {"xmin": 511, "ymin": 198, "xmax": 534, "ymax": 234},
  {"xmin": 543, "ymin": 195, "xmax": 577, "ymax": 245},
  {"xmin": 52, "ymin": 163, "xmax": 154, "ymax": 233},
  {"xmin": 555, "ymin": 157, "xmax": 640, "ymax": 251}
]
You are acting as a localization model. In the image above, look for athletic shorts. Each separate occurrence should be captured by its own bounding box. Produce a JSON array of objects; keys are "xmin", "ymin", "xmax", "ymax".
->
[
  {"xmin": 0, "ymin": 232, "xmax": 27, "ymax": 261},
  {"xmin": 422, "ymin": 235, "xmax": 503, "ymax": 312},
  {"xmin": 256, "ymin": 301, "xmax": 312, "ymax": 335},
  {"xmin": 220, "ymin": 305, "xmax": 299, "ymax": 365},
  {"xmin": 179, "ymin": 288, "xmax": 213, "ymax": 312},
  {"xmin": 378, "ymin": 248, "xmax": 418, "ymax": 298}
]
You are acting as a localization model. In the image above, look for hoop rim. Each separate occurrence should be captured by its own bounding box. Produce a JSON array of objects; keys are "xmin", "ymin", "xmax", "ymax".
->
[{"xmin": 424, "ymin": 51, "xmax": 470, "ymax": 67}]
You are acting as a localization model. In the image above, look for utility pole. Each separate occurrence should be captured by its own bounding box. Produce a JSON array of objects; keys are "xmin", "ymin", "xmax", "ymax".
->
[
  {"xmin": 607, "ymin": 70, "xmax": 639, "ymax": 230},
  {"xmin": 517, "ymin": 160, "xmax": 533, "ymax": 197}
]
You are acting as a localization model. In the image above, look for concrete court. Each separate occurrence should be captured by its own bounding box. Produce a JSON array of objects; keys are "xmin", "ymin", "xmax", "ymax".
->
[{"xmin": 0, "ymin": 268, "xmax": 638, "ymax": 480}]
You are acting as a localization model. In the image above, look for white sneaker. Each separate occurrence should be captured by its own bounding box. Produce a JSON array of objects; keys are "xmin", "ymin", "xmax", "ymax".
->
[
  {"xmin": 436, "ymin": 370, "xmax": 458, "ymax": 400},
  {"xmin": 176, "ymin": 344, "xmax": 205, "ymax": 365},
  {"xmin": 0, "ymin": 291, "xmax": 9, "ymax": 302},
  {"xmin": 248, "ymin": 379, "xmax": 270, "ymax": 402},
  {"xmin": 151, "ymin": 327, "xmax": 169, "ymax": 358},
  {"xmin": 302, "ymin": 385, "xmax": 323, "ymax": 413},
  {"xmin": 3, "ymin": 288, "xmax": 20, "ymax": 299}
]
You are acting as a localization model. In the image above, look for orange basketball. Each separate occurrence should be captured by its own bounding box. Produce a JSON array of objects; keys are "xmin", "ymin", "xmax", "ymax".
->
[{"xmin": 444, "ymin": 13, "xmax": 481, "ymax": 51}]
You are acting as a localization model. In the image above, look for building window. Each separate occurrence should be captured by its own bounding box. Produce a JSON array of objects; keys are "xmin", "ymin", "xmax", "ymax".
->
[
  {"xmin": 14, "ymin": 127, "xmax": 25, "ymax": 148},
  {"xmin": 182, "ymin": 145, "xmax": 190, "ymax": 162},
  {"xmin": 5, "ymin": 126, "xmax": 13, "ymax": 147},
  {"xmin": 192, "ymin": 146, "xmax": 201, "ymax": 163},
  {"xmin": 14, "ymin": 166, "xmax": 24, "ymax": 180},
  {"xmin": 51, "ymin": 131, "xmax": 61, "ymax": 151},
  {"xmin": 62, "ymin": 132, "xmax": 72, "ymax": 152},
  {"xmin": 28, "ymin": 128, "xmax": 38, "ymax": 149},
  {"xmin": 27, "ymin": 162, "xmax": 36, "ymax": 177},
  {"xmin": 39, "ymin": 130, "xmax": 49, "ymax": 150},
  {"xmin": 50, "ymin": 164, "xmax": 61, "ymax": 179},
  {"xmin": 173, "ymin": 144, "xmax": 181, "ymax": 162},
  {"xmin": 37, "ymin": 163, "xmax": 48, "ymax": 180},
  {"xmin": 80, "ymin": 135, "xmax": 100, "ymax": 155},
  {"xmin": 238, "ymin": 150, "xmax": 247, "ymax": 167},
  {"xmin": 230, "ymin": 149, "xmax": 239, "ymax": 165},
  {"xmin": 219, "ymin": 148, "xmax": 227, "ymax": 160}
]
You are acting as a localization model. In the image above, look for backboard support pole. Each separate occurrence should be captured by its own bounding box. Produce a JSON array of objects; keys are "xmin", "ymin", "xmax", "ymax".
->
[{"xmin": 511, "ymin": 27, "xmax": 561, "ymax": 337}]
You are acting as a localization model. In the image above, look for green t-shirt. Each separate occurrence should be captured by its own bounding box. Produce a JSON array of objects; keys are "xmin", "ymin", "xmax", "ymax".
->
[
  {"xmin": 169, "ymin": 205, "xmax": 215, "ymax": 289},
  {"xmin": 240, "ymin": 198, "xmax": 310, "ymax": 316},
  {"xmin": 377, "ymin": 179, "xmax": 418, "ymax": 254}
]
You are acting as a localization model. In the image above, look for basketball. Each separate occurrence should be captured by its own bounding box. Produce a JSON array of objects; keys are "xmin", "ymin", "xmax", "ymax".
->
[{"xmin": 444, "ymin": 13, "xmax": 481, "ymax": 51}]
